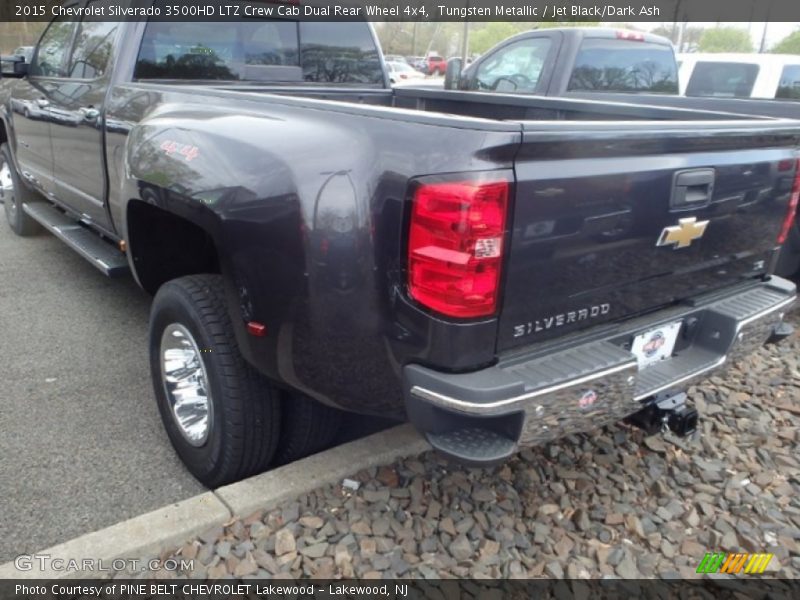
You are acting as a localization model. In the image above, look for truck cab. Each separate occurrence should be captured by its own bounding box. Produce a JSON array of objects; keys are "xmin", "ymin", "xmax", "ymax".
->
[{"xmin": 448, "ymin": 27, "xmax": 678, "ymax": 97}]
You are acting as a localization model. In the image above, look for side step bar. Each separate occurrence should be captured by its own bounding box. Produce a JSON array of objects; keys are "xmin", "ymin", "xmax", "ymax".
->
[{"xmin": 22, "ymin": 202, "xmax": 129, "ymax": 277}]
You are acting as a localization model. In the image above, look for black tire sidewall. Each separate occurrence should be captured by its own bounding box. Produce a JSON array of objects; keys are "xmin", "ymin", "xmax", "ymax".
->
[
  {"xmin": 1, "ymin": 145, "xmax": 21, "ymax": 231},
  {"xmin": 149, "ymin": 285, "xmax": 228, "ymax": 484},
  {"xmin": 1, "ymin": 143, "xmax": 40, "ymax": 236}
]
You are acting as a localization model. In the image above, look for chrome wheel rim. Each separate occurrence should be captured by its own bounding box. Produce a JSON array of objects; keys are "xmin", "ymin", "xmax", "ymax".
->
[
  {"xmin": 0, "ymin": 160, "xmax": 16, "ymax": 217},
  {"xmin": 160, "ymin": 324, "xmax": 213, "ymax": 447}
]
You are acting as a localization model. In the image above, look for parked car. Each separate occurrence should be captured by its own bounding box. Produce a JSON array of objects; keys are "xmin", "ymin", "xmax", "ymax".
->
[
  {"xmin": 407, "ymin": 56, "xmax": 426, "ymax": 71},
  {"xmin": 386, "ymin": 61, "xmax": 426, "ymax": 85},
  {"xmin": 678, "ymin": 53, "xmax": 800, "ymax": 100},
  {"xmin": 9, "ymin": 98, "xmax": 47, "ymax": 120},
  {"xmin": 423, "ymin": 54, "xmax": 447, "ymax": 76},
  {"xmin": 2, "ymin": 9, "xmax": 798, "ymax": 487},
  {"xmin": 383, "ymin": 54, "xmax": 408, "ymax": 65}
]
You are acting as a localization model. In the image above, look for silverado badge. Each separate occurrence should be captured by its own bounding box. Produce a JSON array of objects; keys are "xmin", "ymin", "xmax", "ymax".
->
[{"xmin": 656, "ymin": 217, "xmax": 709, "ymax": 249}]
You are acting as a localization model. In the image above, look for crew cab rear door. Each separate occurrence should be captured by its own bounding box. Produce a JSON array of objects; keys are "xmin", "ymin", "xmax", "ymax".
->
[
  {"xmin": 498, "ymin": 120, "xmax": 799, "ymax": 352},
  {"xmin": 48, "ymin": 1, "xmax": 119, "ymax": 231}
]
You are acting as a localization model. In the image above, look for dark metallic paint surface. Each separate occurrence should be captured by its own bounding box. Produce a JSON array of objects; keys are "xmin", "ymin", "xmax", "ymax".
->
[
  {"xmin": 501, "ymin": 131, "xmax": 798, "ymax": 352},
  {"xmin": 3, "ymin": 78, "xmax": 58, "ymax": 195},
  {"xmin": 105, "ymin": 84, "xmax": 519, "ymax": 417},
  {"xmin": 48, "ymin": 73, "xmax": 116, "ymax": 229}
]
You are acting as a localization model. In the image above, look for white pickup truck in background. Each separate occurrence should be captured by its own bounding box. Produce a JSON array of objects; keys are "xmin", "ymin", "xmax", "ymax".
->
[{"xmin": 678, "ymin": 53, "xmax": 800, "ymax": 101}]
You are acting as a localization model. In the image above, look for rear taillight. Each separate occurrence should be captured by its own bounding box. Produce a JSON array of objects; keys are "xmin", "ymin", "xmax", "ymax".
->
[
  {"xmin": 408, "ymin": 178, "xmax": 509, "ymax": 318},
  {"xmin": 777, "ymin": 159, "xmax": 800, "ymax": 245}
]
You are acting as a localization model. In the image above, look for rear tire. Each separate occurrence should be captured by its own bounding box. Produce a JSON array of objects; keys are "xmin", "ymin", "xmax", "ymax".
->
[
  {"xmin": 1, "ymin": 143, "xmax": 42, "ymax": 237},
  {"xmin": 149, "ymin": 274, "xmax": 280, "ymax": 487},
  {"xmin": 274, "ymin": 391, "xmax": 342, "ymax": 465},
  {"xmin": 775, "ymin": 224, "xmax": 800, "ymax": 278}
]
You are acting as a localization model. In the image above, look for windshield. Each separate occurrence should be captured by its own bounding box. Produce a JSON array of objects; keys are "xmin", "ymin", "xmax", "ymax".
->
[
  {"xmin": 685, "ymin": 61, "xmax": 759, "ymax": 97},
  {"xmin": 134, "ymin": 20, "xmax": 383, "ymax": 85},
  {"xmin": 568, "ymin": 38, "xmax": 678, "ymax": 93}
]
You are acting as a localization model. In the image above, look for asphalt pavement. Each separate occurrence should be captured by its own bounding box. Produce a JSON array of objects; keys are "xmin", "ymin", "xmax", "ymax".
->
[
  {"xmin": 0, "ymin": 214, "xmax": 393, "ymax": 563},
  {"xmin": 0, "ymin": 216, "xmax": 206, "ymax": 562}
]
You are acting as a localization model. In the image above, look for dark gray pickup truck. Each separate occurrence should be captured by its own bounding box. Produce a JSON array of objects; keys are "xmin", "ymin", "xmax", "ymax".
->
[{"xmin": 1, "ymin": 8, "xmax": 798, "ymax": 486}]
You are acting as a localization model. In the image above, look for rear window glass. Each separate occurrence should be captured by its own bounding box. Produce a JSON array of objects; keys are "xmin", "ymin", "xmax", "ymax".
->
[
  {"xmin": 685, "ymin": 62, "xmax": 759, "ymax": 98},
  {"xmin": 567, "ymin": 39, "xmax": 678, "ymax": 93},
  {"xmin": 776, "ymin": 64, "xmax": 800, "ymax": 101},
  {"xmin": 134, "ymin": 19, "xmax": 382, "ymax": 85}
]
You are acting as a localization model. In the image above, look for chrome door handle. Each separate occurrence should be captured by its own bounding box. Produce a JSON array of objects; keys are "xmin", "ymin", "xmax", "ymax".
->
[{"xmin": 82, "ymin": 107, "xmax": 100, "ymax": 121}]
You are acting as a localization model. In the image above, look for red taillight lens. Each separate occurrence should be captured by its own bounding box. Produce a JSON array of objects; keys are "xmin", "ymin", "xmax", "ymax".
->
[
  {"xmin": 408, "ymin": 178, "xmax": 509, "ymax": 318},
  {"xmin": 777, "ymin": 159, "xmax": 800, "ymax": 245}
]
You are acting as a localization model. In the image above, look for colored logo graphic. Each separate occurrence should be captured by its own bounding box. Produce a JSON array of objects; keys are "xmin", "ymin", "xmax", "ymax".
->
[
  {"xmin": 578, "ymin": 390, "xmax": 598, "ymax": 409},
  {"xmin": 696, "ymin": 552, "xmax": 774, "ymax": 574},
  {"xmin": 642, "ymin": 331, "xmax": 666, "ymax": 357}
]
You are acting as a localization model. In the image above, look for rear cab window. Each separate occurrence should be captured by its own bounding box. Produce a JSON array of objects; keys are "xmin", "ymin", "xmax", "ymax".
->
[
  {"xmin": 685, "ymin": 62, "xmax": 759, "ymax": 98},
  {"xmin": 776, "ymin": 64, "xmax": 800, "ymax": 101},
  {"xmin": 567, "ymin": 38, "xmax": 678, "ymax": 93},
  {"xmin": 134, "ymin": 17, "xmax": 383, "ymax": 85}
]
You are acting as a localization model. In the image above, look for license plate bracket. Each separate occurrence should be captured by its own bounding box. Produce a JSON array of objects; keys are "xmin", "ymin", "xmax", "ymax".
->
[{"xmin": 631, "ymin": 321, "xmax": 682, "ymax": 369}]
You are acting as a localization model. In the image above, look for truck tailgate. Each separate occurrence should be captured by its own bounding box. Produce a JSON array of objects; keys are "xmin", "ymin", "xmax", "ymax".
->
[{"xmin": 500, "ymin": 121, "xmax": 800, "ymax": 352}]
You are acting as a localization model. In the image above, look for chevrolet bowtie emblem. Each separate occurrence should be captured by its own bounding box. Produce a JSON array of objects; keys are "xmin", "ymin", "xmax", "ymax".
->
[{"xmin": 656, "ymin": 217, "xmax": 709, "ymax": 249}]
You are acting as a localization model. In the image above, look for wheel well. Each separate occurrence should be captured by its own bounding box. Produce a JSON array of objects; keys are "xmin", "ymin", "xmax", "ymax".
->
[{"xmin": 127, "ymin": 200, "xmax": 220, "ymax": 295}]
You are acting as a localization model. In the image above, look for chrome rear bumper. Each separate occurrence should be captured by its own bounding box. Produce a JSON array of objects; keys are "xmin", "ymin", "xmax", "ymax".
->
[{"xmin": 404, "ymin": 277, "xmax": 796, "ymax": 465}]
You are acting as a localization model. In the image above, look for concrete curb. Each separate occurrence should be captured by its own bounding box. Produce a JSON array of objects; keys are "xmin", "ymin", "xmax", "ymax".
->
[
  {"xmin": 216, "ymin": 423, "xmax": 429, "ymax": 518},
  {"xmin": 0, "ymin": 493, "xmax": 229, "ymax": 580},
  {"xmin": 0, "ymin": 424, "xmax": 428, "ymax": 579}
]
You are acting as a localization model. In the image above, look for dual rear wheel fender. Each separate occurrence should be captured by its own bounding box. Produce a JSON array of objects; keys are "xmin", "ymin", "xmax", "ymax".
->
[{"xmin": 149, "ymin": 274, "xmax": 342, "ymax": 486}]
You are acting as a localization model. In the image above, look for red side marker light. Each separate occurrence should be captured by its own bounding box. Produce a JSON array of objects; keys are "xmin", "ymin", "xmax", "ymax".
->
[{"xmin": 247, "ymin": 321, "xmax": 267, "ymax": 337}]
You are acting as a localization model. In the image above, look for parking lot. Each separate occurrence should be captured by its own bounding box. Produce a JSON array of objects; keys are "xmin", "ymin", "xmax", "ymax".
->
[
  {"xmin": 0, "ymin": 215, "xmax": 394, "ymax": 563},
  {"xmin": 0, "ymin": 219, "xmax": 207, "ymax": 562}
]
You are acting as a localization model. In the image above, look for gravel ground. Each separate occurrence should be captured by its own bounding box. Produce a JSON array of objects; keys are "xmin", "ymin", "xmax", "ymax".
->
[{"xmin": 135, "ymin": 309, "xmax": 800, "ymax": 580}]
